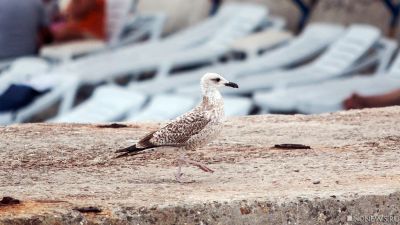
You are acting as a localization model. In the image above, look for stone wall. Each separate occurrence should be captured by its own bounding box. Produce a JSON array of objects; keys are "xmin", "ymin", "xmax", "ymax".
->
[{"xmin": 1, "ymin": 106, "xmax": 399, "ymax": 224}]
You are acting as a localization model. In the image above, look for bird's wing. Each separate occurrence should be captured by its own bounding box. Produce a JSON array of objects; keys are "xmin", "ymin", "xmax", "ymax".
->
[{"xmin": 136, "ymin": 109, "xmax": 211, "ymax": 148}]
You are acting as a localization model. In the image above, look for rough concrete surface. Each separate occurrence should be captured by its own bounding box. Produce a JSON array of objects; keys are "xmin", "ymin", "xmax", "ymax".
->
[{"xmin": 0, "ymin": 107, "xmax": 400, "ymax": 225}]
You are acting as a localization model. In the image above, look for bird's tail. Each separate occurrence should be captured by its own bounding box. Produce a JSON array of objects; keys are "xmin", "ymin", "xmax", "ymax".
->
[{"xmin": 115, "ymin": 145, "xmax": 146, "ymax": 158}]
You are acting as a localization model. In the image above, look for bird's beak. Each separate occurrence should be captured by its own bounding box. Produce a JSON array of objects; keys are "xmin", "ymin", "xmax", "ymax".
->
[{"xmin": 224, "ymin": 82, "xmax": 239, "ymax": 88}]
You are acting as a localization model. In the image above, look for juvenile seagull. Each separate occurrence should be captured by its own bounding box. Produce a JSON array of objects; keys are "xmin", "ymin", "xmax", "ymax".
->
[{"xmin": 116, "ymin": 73, "xmax": 239, "ymax": 182}]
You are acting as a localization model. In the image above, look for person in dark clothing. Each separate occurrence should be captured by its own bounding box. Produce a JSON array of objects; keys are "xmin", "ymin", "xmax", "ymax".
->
[
  {"xmin": 209, "ymin": 0, "xmax": 222, "ymax": 15},
  {"xmin": 0, "ymin": 0, "xmax": 50, "ymax": 60}
]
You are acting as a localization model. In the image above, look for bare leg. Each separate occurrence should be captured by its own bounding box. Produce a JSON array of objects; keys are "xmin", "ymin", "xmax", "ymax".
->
[
  {"xmin": 182, "ymin": 157, "xmax": 214, "ymax": 173},
  {"xmin": 175, "ymin": 155, "xmax": 184, "ymax": 182},
  {"xmin": 344, "ymin": 89, "xmax": 400, "ymax": 110},
  {"xmin": 178, "ymin": 154, "xmax": 214, "ymax": 173},
  {"xmin": 175, "ymin": 154, "xmax": 214, "ymax": 182}
]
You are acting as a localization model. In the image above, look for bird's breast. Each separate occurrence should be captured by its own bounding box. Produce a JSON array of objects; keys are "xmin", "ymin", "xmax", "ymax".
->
[{"xmin": 185, "ymin": 122, "xmax": 223, "ymax": 150}]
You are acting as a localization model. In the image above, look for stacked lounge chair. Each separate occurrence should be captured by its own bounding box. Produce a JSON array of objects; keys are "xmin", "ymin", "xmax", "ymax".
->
[
  {"xmin": 47, "ymin": 3, "xmax": 267, "ymax": 123},
  {"xmin": 129, "ymin": 23, "xmax": 345, "ymax": 95},
  {"xmin": 295, "ymin": 51, "xmax": 400, "ymax": 114},
  {"xmin": 253, "ymin": 32, "xmax": 397, "ymax": 113},
  {"xmin": 222, "ymin": 24, "xmax": 389, "ymax": 95}
]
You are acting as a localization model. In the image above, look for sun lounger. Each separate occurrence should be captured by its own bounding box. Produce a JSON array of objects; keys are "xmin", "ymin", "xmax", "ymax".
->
[
  {"xmin": 224, "ymin": 96, "xmax": 253, "ymax": 116},
  {"xmin": 297, "ymin": 50, "xmax": 400, "ymax": 114},
  {"xmin": 253, "ymin": 38, "xmax": 398, "ymax": 113},
  {"xmin": 126, "ymin": 94, "xmax": 196, "ymax": 121},
  {"xmin": 0, "ymin": 3, "xmax": 266, "ymax": 125},
  {"xmin": 50, "ymin": 85, "xmax": 146, "ymax": 123},
  {"xmin": 230, "ymin": 24, "xmax": 384, "ymax": 95},
  {"xmin": 137, "ymin": 23, "xmax": 345, "ymax": 95}
]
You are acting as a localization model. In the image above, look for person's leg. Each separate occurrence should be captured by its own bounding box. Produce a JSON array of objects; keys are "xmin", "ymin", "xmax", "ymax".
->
[
  {"xmin": 343, "ymin": 89, "xmax": 400, "ymax": 109},
  {"xmin": 51, "ymin": 22, "xmax": 85, "ymax": 42}
]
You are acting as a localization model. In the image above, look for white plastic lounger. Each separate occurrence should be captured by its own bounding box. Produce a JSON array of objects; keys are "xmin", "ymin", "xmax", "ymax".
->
[
  {"xmin": 127, "ymin": 94, "xmax": 253, "ymax": 122},
  {"xmin": 297, "ymin": 76, "xmax": 400, "ymax": 114},
  {"xmin": 127, "ymin": 94, "xmax": 197, "ymax": 121},
  {"xmin": 253, "ymin": 38, "xmax": 398, "ymax": 113},
  {"xmin": 0, "ymin": 57, "xmax": 87, "ymax": 125},
  {"xmin": 294, "ymin": 52, "xmax": 400, "ymax": 114},
  {"xmin": 55, "ymin": 2, "xmax": 265, "ymax": 73},
  {"xmin": 135, "ymin": 23, "xmax": 345, "ymax": 95},
  {"xmin": 0, "ymin": 57, "xmax": 50, "ymax": 94},
  {"xmin": 2, "ymin": 3, "xmax": 263, "ymax": 125},
  {"xmin": 46, "ymin": 2, "xmax": 266, "ymax": 116},
  {"xmin": 67, "ymin": 4, "xmax": 267, "ymax": 85},
  {"xmin": 224, "ymin": 96, "xmax": 253, "ymax": 116},
  {"xmin": 44, "ymin": 2, "xmax": 238, "ymax": 73},
  {"xmin": 0, "ymin": 74, "xmax": 79, "ymax": 125},
  {"xmin": 230, "ymin": 29, "xmax": 293, "ymax": 58},
  {"xmin": 61, "ymin": 3, "xmax": 266, "ymax": 112},
  {"xmin": 227, "ymin": 24, "xmax": 383, "ymax": 95},
  {"xmin": 50, "ymin": 85, "xmax": 146, "ymax": 123},
  {"xmin": 0, "ymin": 58, "xmax": 56, "ymax": 125}
]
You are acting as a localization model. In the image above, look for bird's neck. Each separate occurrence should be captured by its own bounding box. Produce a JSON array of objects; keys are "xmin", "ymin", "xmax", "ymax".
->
[
  {"xmin": 202, "ymin": 87, "xmax": 222, "ymax": 102},
  {"xmin": 201, "ymin": 87, "xmax": 223, "ymax": 111}
]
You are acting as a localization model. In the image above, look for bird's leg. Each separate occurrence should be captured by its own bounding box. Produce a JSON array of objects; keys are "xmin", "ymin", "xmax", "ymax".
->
[
  {"xmin": 175, "ymin": 155, "xmax": 185, "ymax": 182},
  {"xmin": 175, "ymin": 154, "xmax": 214, "ymax": 182},
  {"xmin": 180, "ymin": 155, "xmax": 214, "ymax": 173}
]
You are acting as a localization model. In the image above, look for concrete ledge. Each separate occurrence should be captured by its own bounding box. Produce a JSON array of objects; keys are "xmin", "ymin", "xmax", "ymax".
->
[{"xmin": 1, "ymin": 107, "xmax": 399, "ymax": 224}]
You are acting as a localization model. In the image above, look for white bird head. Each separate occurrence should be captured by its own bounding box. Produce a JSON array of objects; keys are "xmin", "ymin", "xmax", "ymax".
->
[{"xmin": 200, "ymin": 73, "xmax": 239, "ymax": 92}]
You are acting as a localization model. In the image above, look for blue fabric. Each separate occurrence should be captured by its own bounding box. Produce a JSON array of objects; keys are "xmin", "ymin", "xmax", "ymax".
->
[{"xmin": 0, "ymin": 84, "xmax": 45, "ymax": 112}]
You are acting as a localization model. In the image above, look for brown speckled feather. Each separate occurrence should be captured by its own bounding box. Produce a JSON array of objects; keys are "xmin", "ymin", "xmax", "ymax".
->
[
  {"xmin": 136, "ymin": 131, "xmax": 157, "ymax": 148},
  {"xmin": 136, "ymin": 108, "xmax": 211, "ymax": 148}
]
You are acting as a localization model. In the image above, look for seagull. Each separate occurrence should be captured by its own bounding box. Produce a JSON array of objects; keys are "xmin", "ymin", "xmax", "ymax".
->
[{"xmin": 116, "ymin": 73, "xmax": 239, "ymax": 182}]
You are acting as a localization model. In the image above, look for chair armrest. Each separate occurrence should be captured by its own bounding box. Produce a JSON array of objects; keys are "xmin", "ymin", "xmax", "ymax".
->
[
  {"xmin": 231, "ymin": 29, "xmax": 293, "ymax": 58},
  {"xmin": 374, "ymin": 38, "xmax": 398, "ymax": 74},
  {"xmin": 40, "ymin": 40, "xmax": 106, "ymax": 62}
]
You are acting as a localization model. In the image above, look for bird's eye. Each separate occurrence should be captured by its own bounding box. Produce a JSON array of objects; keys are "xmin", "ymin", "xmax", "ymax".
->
[{"xmin": 213, "ymin": 78, "xmax": 221, "ymax": 82}]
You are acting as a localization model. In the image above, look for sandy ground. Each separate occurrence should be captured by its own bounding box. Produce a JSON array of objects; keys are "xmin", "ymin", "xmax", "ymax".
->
[{"xmin": 0, "ymin": 107, "xmax": 399, "ymax": 224}]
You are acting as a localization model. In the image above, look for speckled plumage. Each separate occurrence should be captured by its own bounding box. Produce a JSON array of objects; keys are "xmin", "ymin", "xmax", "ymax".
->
[
  {"xmin": 116, "ymin": 73, "xmax": 238, "ymax": 181},
  {"xmin": 136, "ymin": 79, "xmax": 225, "ymax": 151}
]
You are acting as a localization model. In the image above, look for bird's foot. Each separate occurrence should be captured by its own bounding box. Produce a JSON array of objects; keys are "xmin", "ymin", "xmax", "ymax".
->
[
  {"xmin": 175, "ymin": 173, "xmax": 194, "ymax": 184},
  {"xmin": 175, "ymin": 172, "xmax": 184, "ymax": 183}
]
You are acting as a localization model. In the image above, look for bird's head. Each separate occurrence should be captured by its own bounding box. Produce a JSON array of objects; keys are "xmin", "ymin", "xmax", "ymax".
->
[{"xmin": 200, "ymin": 73, "xmax": 239, "ymax": 91}]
